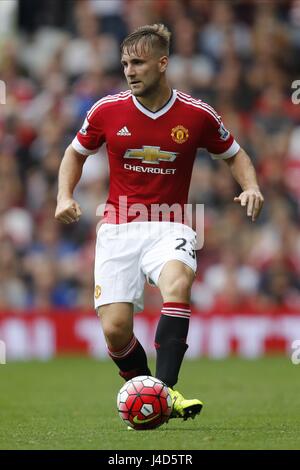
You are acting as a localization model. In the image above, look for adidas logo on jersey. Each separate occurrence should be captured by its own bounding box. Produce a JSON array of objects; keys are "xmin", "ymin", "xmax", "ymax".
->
[{"xmin": 117, "ymin": 126, "xmax": 131, "ymax": 136}]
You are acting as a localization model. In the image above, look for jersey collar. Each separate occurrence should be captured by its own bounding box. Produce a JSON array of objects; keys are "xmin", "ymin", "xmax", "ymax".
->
[{"xmin": 132, "ymin": 89, "xmax": 177, "ymax": 120}]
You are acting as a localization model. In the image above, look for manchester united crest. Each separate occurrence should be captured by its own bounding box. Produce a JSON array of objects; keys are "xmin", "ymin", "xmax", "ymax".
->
[
  {"xmin": 171, "ymin": 125, "xmax": 189, "ymax": 144},
  {"xmin": 94, "ymin": 285, "xmax": 102, "ymax": 299}
]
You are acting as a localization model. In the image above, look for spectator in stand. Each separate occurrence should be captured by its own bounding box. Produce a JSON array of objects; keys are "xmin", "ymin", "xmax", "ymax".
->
[{"xmin": 168, "ymin": 17, "xmax": 215, "ymax": 95}]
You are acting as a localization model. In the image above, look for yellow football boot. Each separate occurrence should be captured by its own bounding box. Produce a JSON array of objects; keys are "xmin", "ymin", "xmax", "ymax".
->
[{"xmin": 168, "ymin": 388, "xmax": 203, "ymax": 421}]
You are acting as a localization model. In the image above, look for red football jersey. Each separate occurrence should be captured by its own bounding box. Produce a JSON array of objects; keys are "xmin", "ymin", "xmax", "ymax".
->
[{"xmin": 72, "ymin": 89, "xmax": 240, "ymax": 223}]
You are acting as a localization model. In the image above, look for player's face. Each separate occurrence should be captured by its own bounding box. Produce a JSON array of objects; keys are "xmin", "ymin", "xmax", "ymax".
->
[{"xmin": 121, "ymin": 47, "xmax": 167, "ymax": 97}]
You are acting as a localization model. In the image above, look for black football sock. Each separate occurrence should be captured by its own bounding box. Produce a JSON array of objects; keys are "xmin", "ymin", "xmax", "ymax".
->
[
  {"xmin": 108, "ymin": 335, "xmax": 151, "ymax": 381},
  {"xmin": 155, "ymin": 302, "xmax": 191, "ymax": 388}
]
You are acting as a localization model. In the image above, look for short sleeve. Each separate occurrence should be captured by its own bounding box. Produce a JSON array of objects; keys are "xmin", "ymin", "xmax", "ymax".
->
[
  {"xmin": 202, "ymin": 110, "xmax": 240, "ymax": 160},
  {"xmin": 72, "ymin": 107, "xmax": 106, "ymax": 156}
]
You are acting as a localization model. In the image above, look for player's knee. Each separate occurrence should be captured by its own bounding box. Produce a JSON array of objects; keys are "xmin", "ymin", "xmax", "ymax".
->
[
  {"xmin": 102, "ymin": 319, "xmax": 126, "ymax": 337},
  {"xmin": 163, "ymin": 275, "xmax": 192, "ymax": 299},
  {"xmin": 101, "ymin": 318, "xmax": 132, "ymax": 346}
]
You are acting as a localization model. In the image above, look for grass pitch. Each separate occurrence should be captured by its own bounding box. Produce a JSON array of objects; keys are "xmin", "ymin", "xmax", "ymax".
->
[{"xmin": 0, "ymin": 356, "xmax": 299, "ymax": 450}]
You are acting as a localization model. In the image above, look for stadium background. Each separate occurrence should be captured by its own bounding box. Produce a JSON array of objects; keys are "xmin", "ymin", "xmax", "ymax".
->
[
  {"xmin": 1, "ymin": 0, "xmax": 300, "ymax": 359},
  {"xmin": 1, "ymin": 0, "xmax": 300, "ymax": 452}
]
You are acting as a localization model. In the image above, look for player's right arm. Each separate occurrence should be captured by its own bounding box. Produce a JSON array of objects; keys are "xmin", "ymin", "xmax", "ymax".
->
[
  {"xmin": 55, "ymin": 102, "xmax": 105, "ymax": 224},
  {"xmin": 55, "ymin": 145, "xmax": 87, "ymax": 224}
]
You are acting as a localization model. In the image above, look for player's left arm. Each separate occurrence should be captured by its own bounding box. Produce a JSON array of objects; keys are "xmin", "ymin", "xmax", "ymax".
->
[{"xmin": 224, "ymin": 147, "xmax": 264, "ymax": 222}]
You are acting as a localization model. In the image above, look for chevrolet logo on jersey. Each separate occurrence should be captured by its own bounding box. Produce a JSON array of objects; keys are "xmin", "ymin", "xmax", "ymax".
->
[{"xmin": 124, "ymin": 146, "xmax": 178, "ymax": 164}]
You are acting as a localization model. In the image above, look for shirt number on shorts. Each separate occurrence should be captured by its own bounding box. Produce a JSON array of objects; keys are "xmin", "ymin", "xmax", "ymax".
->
[{"xmin": 175, "ymin": 238, "xmax": 196, "ymax": 259}]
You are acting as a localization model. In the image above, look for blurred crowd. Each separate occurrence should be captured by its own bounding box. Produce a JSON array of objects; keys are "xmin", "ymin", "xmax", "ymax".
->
[{"xmin": 1, "ymin": 0, "xmax": 300, "ymax": 312}]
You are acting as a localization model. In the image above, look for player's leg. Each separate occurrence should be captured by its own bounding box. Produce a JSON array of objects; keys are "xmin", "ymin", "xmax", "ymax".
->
[
  {"xmin": 95, "ymin": 223, "xmax": 151, "ymax": 381},
  {"xmin": 155, "ymin": 259, "xmax": 194, "ymax": 388},
  {"xmin": 98, "ymin": 302, "xmax": 151, "ymax": 381},
  {"xmin": 156, "ymin": 260, "xmax": 203, "ymax": 420}
]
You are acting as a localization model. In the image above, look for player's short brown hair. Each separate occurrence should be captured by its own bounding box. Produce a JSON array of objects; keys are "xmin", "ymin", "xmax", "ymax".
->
[{"xmin": 121, "ymin": 24, "xmax": 171, "ymax": 57}]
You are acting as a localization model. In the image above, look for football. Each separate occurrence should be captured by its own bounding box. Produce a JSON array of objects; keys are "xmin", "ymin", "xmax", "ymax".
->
[{"xmin": 117, "ymin": 375, "xmax": 173, "ymax": 430}]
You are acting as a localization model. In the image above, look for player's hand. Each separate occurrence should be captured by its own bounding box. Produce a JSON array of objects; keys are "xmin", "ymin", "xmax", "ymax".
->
[
  {"xmin": 55, "ymin": 198, "xmax": 82, "ymax": 224},
  {"xmin": 234, "ymin": 188, "xmax": 264, "ymax": 222}
]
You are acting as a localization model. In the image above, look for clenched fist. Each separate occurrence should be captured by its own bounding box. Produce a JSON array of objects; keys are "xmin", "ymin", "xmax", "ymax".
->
[{"xmin": 55, "ymin": 198, "xmax": 82, "ymax": 224}]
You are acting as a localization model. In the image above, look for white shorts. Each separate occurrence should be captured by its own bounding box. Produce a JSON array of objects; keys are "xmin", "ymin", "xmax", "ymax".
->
[{"xmin": 94, "ymin": 222, "xmax": 197, "ymax": 312}]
